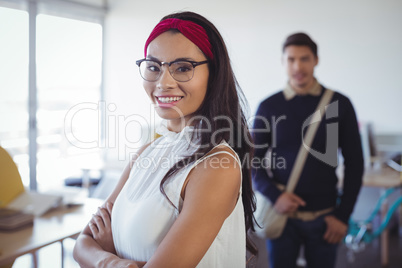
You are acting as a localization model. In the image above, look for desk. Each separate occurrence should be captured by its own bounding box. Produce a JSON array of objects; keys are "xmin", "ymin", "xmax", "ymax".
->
[
  {"xmin": 363, "ymin": 166, "xmax": 401, "ymax": 188},
  {"xmin": 0, "ymin": 198, "xmax": 102, "ymax": 268},
  {"xmin": 362, "ymin": 167, "xmax": 401, "ymax": 267}
]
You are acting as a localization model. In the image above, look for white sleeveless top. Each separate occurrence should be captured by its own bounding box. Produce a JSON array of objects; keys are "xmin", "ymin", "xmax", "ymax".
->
[{"xmin": 111, "ymin": 122, "xmax": 246, "ymax": 267}]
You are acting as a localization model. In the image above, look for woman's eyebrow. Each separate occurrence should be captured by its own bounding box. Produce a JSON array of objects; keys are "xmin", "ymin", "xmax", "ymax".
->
[
  {"xmin": 146, "ymin": 55, "xmax": 159, "ymax": 61},
  {"xmin": 146, "ymin": 55, "xmax": 195, "ymax": 62},
  {"xmin": 173, "ymin": 57, "xmax": 195, "ymax": 61}
]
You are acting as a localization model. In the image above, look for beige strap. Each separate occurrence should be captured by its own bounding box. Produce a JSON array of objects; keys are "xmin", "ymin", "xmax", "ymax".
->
[
  {"xmin": 286, "ymin": 89, "xmax": 334, "ymax": 193},
  {"xmin": 288, "ymin": 207, "xmax": 334, "ymax": 221}
]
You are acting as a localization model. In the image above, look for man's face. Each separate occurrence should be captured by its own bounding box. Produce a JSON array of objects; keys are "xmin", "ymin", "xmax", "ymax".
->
[{"xmin": 282, "ymin": 45, "xmax": 318, "ymax": 94}]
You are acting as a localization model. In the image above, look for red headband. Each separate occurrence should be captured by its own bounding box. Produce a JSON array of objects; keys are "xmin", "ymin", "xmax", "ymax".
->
[{"xmin": 144, "ymin": 18, "xmax": 214, "ymax": 60}]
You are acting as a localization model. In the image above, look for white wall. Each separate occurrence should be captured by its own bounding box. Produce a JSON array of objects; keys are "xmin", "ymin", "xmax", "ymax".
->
[{"xmin": 103, "ymin": 0, "xmax": 402, "ymax": 156}]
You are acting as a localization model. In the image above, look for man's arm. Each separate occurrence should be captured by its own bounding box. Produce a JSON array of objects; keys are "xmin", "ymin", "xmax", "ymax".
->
[
  {"xmin": 252, "ymin": 102, "xmax": 306, "ymax": 213},
  {"xmin": 335, "ymin": 96, "xmax": 364, "ymax": 224},
  {"xmin": 324, "ymin": 96, "xmax": 364, "ymax": 244},
  {"xmin": 251, "ymin": 102, "xmax": 282, "ymax": 203}
]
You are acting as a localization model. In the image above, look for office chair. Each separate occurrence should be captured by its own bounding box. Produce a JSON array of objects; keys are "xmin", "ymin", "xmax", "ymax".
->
[{"xmin": 0, "ymin": 146, "xmax": 24, "ymax": 208}]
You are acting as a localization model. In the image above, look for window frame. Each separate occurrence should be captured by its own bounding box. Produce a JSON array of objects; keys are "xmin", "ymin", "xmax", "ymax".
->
[{"xmin": 0, "ymin": 0, "xmax": 107, "ymax": 190}]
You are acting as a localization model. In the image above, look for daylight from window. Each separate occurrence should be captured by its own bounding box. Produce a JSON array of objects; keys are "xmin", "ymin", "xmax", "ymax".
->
[{"xmin": 0, "ymin": 7, "xmax": 103, "ymax": 190}]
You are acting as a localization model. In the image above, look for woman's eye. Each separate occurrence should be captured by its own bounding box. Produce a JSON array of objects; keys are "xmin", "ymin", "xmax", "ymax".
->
[
  {"xmin": 175, "ymin": 63, "xmax": 192, "ymax": 73},
  {"xmin": 177, "ymin": 67, "xmax": 191, "ymax": 72},
  {"xmin": 147, "ymin": 65, "xmax": 160, "ymax": 72}
]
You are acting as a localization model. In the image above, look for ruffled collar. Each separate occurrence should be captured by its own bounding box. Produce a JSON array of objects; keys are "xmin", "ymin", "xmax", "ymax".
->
[{"xmin": 156, "ymin": 120, "xmax": 195, "ymax": 143}]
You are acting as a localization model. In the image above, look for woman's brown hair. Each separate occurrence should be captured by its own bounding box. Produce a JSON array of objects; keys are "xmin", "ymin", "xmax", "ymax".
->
[{"xmin": 157, "ymin": 11, "xmax": 257, "ymax": 257}]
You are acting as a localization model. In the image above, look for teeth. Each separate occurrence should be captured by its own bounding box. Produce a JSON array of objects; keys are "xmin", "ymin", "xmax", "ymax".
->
[{"xmin": 158, "ymin": 97, "xmax": 182, "ymax": 103}]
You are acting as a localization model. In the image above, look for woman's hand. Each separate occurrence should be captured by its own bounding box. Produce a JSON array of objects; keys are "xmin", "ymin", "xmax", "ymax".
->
[
  {"xmin": 89, "ymin": 201, "xmax": 117, "ymax": 254},
  {"xmin": 100, "ymin": 255, "xmax": 141, "ymax": 268}
]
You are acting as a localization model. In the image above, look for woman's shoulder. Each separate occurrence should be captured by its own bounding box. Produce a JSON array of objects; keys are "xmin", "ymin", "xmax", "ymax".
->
[
  {"xmin": 190, "ymin": 142, "xmax": 241, "ymax": 184},
  {"xmin": 196, "ymin": 142, "xmax": 240, "ymax": 168},
  {"xmin": 182, "ymin": 142, "xmax": 242, "ymax": 217}
]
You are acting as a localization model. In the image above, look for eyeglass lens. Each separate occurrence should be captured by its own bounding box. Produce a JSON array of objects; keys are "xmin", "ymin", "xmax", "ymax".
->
[{"xmin": 139, "ymin": 60, "xmax": 194, "ymax": 82}]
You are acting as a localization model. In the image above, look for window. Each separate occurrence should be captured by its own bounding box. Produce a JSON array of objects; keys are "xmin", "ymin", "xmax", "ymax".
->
[
  {"xmin": 0, "ymin": 7, "xmax": 30, "ymax": 185},
  {"xmin": 36, "ymin": 14, "xmax": 103, "ymax": 189},
  {"xmin": 0, "ymin": 1, "xmax": 105, "ymax": 190}
]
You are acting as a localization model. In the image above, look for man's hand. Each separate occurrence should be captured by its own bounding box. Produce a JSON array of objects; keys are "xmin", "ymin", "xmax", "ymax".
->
[
  {"xmin": 323, "ymin": 215, "xmax": 348, "ymax": 244},
  {"xmin": 274, "ymin": 192, "xmax": 306, "ymax": 214}
]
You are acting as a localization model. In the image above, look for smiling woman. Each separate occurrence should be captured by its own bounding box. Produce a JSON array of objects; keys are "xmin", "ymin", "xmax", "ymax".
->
[
  {"xmin": 143, "ymin": 31, "xmax": 210, "ymax": 129},
  {"xmin": 73, "ymin": 11, "xmax": 257, "ymax": 268}
]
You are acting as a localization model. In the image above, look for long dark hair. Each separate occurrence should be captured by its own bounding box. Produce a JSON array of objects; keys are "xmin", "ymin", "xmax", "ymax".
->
[{"xmin": 156, "ymin": 11, "xmax": 257, "ymax": 256}]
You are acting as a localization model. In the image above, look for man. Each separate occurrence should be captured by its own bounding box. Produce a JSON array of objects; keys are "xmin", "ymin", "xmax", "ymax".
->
[{"xmin": 252, "ymin": 33, "xmax": 364, "ymax": 268}]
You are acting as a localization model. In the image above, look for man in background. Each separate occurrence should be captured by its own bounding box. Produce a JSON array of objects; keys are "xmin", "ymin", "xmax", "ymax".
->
[{"xmin": 252, "ymin": 33, "xmax": 364, "ymax": 268}]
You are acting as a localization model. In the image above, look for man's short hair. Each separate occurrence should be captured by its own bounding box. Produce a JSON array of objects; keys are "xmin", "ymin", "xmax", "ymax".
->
[{"xmin": 283, "ymin": 32, "xmax": 318, "ymax": 57}]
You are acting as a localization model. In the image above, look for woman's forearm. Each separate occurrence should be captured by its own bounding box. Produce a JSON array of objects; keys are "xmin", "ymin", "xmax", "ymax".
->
[
  {"xmin": 73, "ymin": 233, "xmax": 144, "ymax": 268},
  {"xmin": 73, "ymin": 233, "xmax": 117, "ymax": 268}
]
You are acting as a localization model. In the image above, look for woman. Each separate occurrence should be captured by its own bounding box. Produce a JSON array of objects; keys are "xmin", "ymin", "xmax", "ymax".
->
[{"xmin": 73, "ymin": 11, "xmax": 256, "ymax": 267}]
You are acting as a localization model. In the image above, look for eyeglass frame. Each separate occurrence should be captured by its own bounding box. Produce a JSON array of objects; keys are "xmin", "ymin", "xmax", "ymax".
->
[{"xmin": 135, "ymin": 58, "xmax": 209, "ymax": 82}]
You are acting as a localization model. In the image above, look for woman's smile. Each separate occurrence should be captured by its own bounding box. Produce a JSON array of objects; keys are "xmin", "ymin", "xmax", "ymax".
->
[{"xmin": 155, "ymin": 95, "xmax": 184, "ymax": 107}]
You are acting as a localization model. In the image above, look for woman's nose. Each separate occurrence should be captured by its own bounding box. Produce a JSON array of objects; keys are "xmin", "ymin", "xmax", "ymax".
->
[{"xmin": 157, "ymin": 65, "xmax": 176, "ymax": 90}]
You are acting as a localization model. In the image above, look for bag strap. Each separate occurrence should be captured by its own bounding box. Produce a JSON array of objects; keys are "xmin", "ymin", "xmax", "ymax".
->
[{"xmin": 285, "ymin": 89, "xmax": 334, "ymax": 193}]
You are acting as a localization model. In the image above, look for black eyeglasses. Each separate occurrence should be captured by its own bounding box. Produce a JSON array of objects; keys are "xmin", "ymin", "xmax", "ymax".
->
[{"xmin": 136, "ymin": 59, "xmax": 208, "ymax": 82}]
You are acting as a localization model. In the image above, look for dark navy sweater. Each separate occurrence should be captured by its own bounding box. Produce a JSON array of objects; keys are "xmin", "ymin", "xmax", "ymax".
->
[{"xmin": 252, "ymin": 87, "xmax": 364, "ymax": 223}]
